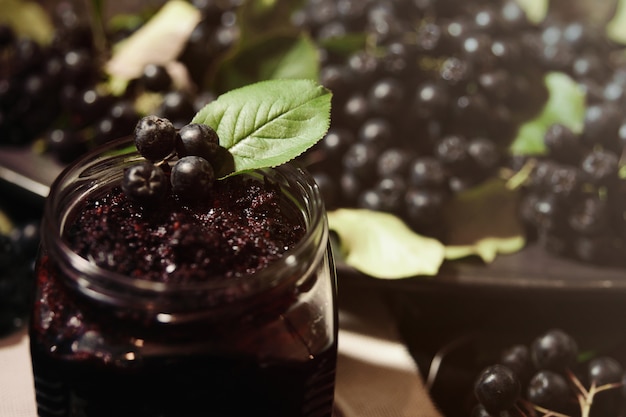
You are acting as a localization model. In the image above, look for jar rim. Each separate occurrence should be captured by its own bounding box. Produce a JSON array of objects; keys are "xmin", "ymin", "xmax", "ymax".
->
[{"xmin": 42, "ymin": 136, "xmax": 329, "ymax": 300}]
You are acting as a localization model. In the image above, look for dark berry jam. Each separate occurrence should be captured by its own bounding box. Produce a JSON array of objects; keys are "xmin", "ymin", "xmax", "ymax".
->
[
  {"xmin": 30, "ymin": 140, "xmax": 337, "ymax": 417},
  {"xmin": 65, "ymin": 176, "xmax": 305, "ymax": 283}
]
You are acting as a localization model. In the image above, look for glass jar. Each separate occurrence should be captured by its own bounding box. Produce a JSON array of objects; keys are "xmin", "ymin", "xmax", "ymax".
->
[{"xmin": 30, "ymin": 137, "xmax": 338, "ymax": 417}]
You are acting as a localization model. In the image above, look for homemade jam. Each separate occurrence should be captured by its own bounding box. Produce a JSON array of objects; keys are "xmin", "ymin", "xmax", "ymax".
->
[{"xmin": 30, "ymin": 137, "xmax": 338, "ymax": 417}]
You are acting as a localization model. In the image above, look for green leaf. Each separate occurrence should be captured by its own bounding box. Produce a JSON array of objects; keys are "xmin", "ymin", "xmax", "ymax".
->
[
  {"xmin": 509, "ymin": 72, "xmax": 586, "ymax": 156},
  {"xmin": 513, "ymin": 0, "xmax": 548, "ymax": 24},
  {"xmin": 192, "ymin": 79, "xmax": 331, "ymax": 175},
  {"xmin": 213, "ymin": 34, "xmax": 320, "ymax": 93},
  {"xmin": 443, "ymin": 178, "xmax": 526, "ymax": 263},
  {"xmin": 607, "ymin": 0, "xmax": 626, "ymax": 44},
  {"xmin": 105, "ymin": 0, "xmax": 201, "ymax": 95},
  {"xmin": 0, "ymin": 0, "xmax": 54, "ymax": 44},
  {"xmin": 328, "ymin": 209, "xmax": 446, "ymax": 279}
]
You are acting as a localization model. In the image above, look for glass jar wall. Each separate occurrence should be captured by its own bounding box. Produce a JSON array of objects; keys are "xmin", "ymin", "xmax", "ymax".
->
[{"xmin": 30, "ymin": 137, "xmax": 338, "ymax": 417}]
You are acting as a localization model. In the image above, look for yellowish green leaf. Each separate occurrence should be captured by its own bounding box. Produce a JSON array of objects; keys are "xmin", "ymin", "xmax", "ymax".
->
[
  {"xmin": 509, "ymin": 72, "xmax": 586, "ymax": 156},
  {"xmin": 513, "ymin": 0, "xmax": 548, "ymax": 24},
  {"xmin": 0, "ymin": 0, "xmax": 54, "ymax": 44},
  {"xmin": 607, "ymin": 0, "xmax": 626, "ymax": 44},
  {"xmin": 328, "ymin": 209, "xmax": 446, "ymax": 279}
]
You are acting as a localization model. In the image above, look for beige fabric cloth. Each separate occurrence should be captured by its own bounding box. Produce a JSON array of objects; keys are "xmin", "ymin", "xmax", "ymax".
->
[
  {"xmin": 0, "ymin": 330, "xmax": 37, "ymax": 417},
  {"xmin": 0, "ymin": 287, "xmax": 442, "ymax": 417},
  {"xmin": 335, "ymin": 286, "xmax": 443, "ymax": 417},
  {"xmin": 336, "ymin": 331, "xmax": 443, "ymax": 417}
]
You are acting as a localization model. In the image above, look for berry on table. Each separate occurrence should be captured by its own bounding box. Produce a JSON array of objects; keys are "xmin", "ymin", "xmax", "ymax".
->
[
  {"xmin": 500, "ymin": 344, "xmax": 533, "ymax": 386},
  {"xmin": 530, "ymin": 328, "xmax": 578, "ymax": 372},
  {"xmin": 472, "ymin": 328, "xmax": 626, "ymax": 416},
  {"xmin": 526, "ymin": 370, "xmax": 572, "ymax": 414},
  {"xmin": 474, "ymin": 364, "xmax": 521, "ymax": 415}
]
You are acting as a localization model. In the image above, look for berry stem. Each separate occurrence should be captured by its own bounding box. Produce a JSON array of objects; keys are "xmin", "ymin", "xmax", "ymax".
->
[
  {"xmin": 504, "ymin": 158, "xmax": 537, "ymax": 190},
  {"xmin": 579, "ymin": 382, "xmax": 624, "ymax": 417},
  {"xmin": 85, "ymin": 0, "xmax": 107, "ymax": 57},
  {"xmin": 566, "ymin": 369, "xmax": 624, "ymax": 417},
  {"xmin": 531, "ymin": 404, "xmax": 570, "ymax": 417},
  {"xmin": 519, "ymin": 398, "xmax": 570, "ymax": 417},
  {"xmin": 567, "ymin": 369, "xmax": 588, "ymax": 397}
]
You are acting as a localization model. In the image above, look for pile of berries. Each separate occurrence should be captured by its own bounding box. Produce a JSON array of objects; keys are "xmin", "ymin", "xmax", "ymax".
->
[
  {"xmin": 296, "ymin": 0, "xmax": 626, "ymax": 264},
  {"xmin": 472, "ymin": 329, "xmax": 626, "ymax": 417},
  {"xmin": 0, "ymin": 0, "xmax": 240, "ymax": 163},
  {"xmin": 122, "ymin": 115, "xmax": 225, "ymax": 204},
  {"xmin": 299, "ymin": 0, "xmax": 550, "ymax": 238},
  {"xmin": 0, "ymin": 5, "xmax": 135, "ymax": 162}
]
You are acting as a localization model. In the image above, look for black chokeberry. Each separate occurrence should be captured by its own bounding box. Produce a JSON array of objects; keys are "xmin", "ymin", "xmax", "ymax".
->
[
  {"xmin": 62, "ymin": 49, "xmax": 96, "ymax": 87},
  {"xmin": 588, "ymin": 356, "xmax": 624, "ymax": 387},
  {"xmin": 474, "ymin": 364, "xmax": 521, "ymax": 415},
  {"xmin": 530, "ymin": 328, "xmax": 578, "ymax": 372},
  {"xmin": 377, "ymin": 148, "xmax": 413, "ymax": 178},
  {"xmin": 358, "ymin": 176, "xmax": 405, "ymax": 213},
  {"xmin": 158, "ymin": 90, "xmax": 196, "ymax": 126},
  {"xmin": 526, "ymin": 370, "xmax": 572, "ymax": 414},
  {"xmin": 321, "ymin": 127, "xmax": 356, "ymax": 162},
  {"xmin": 467, "ymin": 137, "xmax": 500, "ymax": 172},
  {"xmin": 529, "ymin": 160, "xmax": 558, "ymax": 192},
  {"xmin": 133, "ymin": 115, "xmax": 177, "ymax": 161},
  {"xmin": 581, "ymin": 103, "xmax": 621, "ymax": 150},
  {"xmin": 368, "ymin": 77, "xmax": 404, "ymax": 115},
  {"xmin": 543, "ymin": 123, "xmax": 581, "ymax": 164},
  {"xmin": 500, "ymin": 344, "xmax": 533, "ymax": 385},
  {"xmin": 435, "ymin": 134, "xmax": 470, "ymax": 174},
  {"xmin": 568, "ymin": 196, "xmax": 608, "ymax": 236},
  {"xmin": 175, "ymin": 123, "xmax": 220, "ymax": 161},
  {"xmin": 342, "ymin": 142, "xmax": 379, "ymax": 182},
  {"xmin": 141, "ymin": 63, "xmax": 172, "ymax": 92},
  {"xmin": 547, "ymin": 165, "xmax": 583, "ymax": 201},
  {"xmin": 409, "ymin": 157, "xmax": 447, "ymax": 188},
  {"xmin": 580, "ymin": 149, "xmax": 619, "ymax": 185},
  {"xmin": 171, "ymin": 156, "xmax": 215, "ymax": 201},
  {"xmin": 413, "ymin": 81, "xmax": 449, "ymax": 119},
  {"xmin": 404, "ymin": 187, "xmax": 446, "ymax": 227},
  {"xmin": 71, "ymin": 88, "xmax": 113, "ymax": 127},
  {"xmin": 122, "ymin": 162, "xmax": 168, "ymax": 204},
  {"xmin": 358, "ymin": 118, "xmax": 393, "ymax": 147},
  {"xmin": 94, "ymin": 100, "xmax": 140, "ymax": 145},
  {"xmin": 588, "ymin": 356, "xmax": 624, "ymax": 416},
  {"xmin": 45, "ymin": 129, "xmax": 89, "ymax": 164}
]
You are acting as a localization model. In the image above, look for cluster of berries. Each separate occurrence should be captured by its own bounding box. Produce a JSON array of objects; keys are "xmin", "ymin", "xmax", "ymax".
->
[
  {"xmin": 473, "ymin": 329, "xmax": 625, "ymax": 417},
  {"xmin": 122, "ymin": 116, "xmax": 224, "ymax": 204}
]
